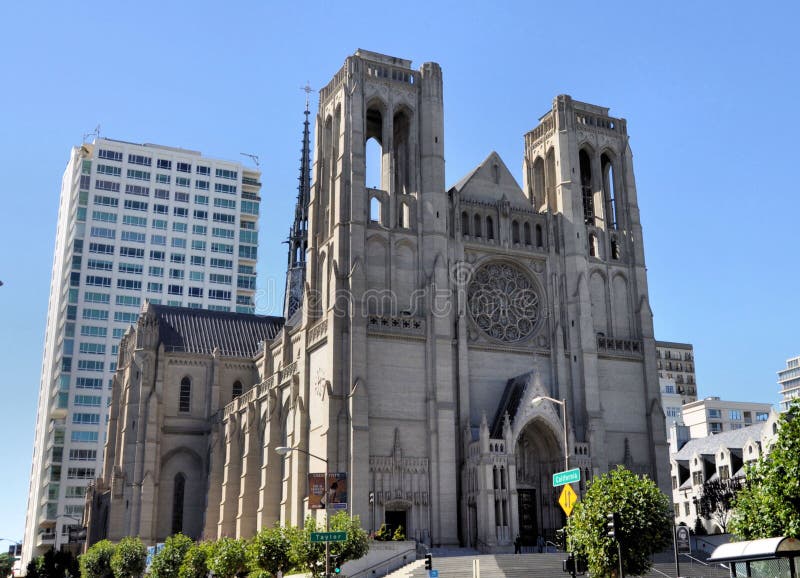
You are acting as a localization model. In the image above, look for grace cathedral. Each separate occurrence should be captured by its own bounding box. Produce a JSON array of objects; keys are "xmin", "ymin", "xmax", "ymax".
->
[{"xmin": 86, "ymin": 49, "xmax": 670, "ymax": 552}]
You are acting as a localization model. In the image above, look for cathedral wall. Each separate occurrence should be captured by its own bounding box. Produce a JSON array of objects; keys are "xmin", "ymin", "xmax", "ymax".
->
[
  {"xmin": 467, "ymin": 349, "xmax": 550, "ymax": 425},
  {"xmin": 597, "ymin": 358, "xmax": 651, "ymax": 467},
  {"xmin": 366, "ymin": 337, "xmax": 429, "ymax": 455}
]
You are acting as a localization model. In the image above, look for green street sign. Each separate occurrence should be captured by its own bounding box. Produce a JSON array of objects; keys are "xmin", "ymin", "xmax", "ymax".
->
[
  {"xmin": 310, "ymin": 531, "xmax": 347, "ymax": 543},
  {"xmin": 553, "ymin": 468, "xmax": 581, "ymax": 487}
]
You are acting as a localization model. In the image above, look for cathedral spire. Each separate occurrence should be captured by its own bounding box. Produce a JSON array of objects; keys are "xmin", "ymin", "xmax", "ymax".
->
[{"xmin": 283, "ymin": 88, "xmax": 313, "ymax": 319}]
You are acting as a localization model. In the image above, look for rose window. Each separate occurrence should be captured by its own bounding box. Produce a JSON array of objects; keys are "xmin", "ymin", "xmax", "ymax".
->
[{"xmin": 467, "ymin": 262, "xmax": 540, "ymax": 342}]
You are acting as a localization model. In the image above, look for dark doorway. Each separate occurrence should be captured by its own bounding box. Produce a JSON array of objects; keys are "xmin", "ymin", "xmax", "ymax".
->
[
  {"xmin": 518, "ymin": 489, "xmax": 538, "ymax": 546},
  {"xmin": 384, "ymin": 510, "xmax": 407, "ymax": 538}
]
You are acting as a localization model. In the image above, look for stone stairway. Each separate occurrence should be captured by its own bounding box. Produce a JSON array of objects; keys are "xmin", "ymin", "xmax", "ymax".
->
[{"xmin": 380, "ymin": 551, "xmax": 731, "ymax": 578}]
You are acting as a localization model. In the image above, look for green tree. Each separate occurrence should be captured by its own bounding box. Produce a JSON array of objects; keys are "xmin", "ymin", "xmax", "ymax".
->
[
  {"xmin": 178, "ymin": 542, "xmax": 212, "ymax": 578},
  {"xmin": 247, "ymin": 525, "xmax": 292, "ymax": 578},
  {"xmin": 149, "ymin": 534, "xmax": 194, "ymax": 578},
  {"xmin": 207, "ymin": 537, "xmax": 247, "ymax": 578},
  {"xmin": 697, "ymin": 476, "xmax": 743, "ymax": 533},
  {"xmin": 109, "ymin": 536, "xmax": 147, "ymax": 578},
  {"xmin": 81, "ymin": 540, "xmax": 116, "ymax": 578},
  {"xmin": 26, "ymin": 549, "xmax": 79, "ymax": 578},
  {"xmin": 0, "ymin": 553, "xmax": 14, "ymax": 578},
  {"xmin": 567, "ymin": 466, "xmax": 673, "ymax": 578},
  {"xmin": 288, "ymin": 512, "xmax": 369, "ymax": 577},
  {"xmin": 731, "ymin": 402, "xmax": 800, "ymax": 539}
]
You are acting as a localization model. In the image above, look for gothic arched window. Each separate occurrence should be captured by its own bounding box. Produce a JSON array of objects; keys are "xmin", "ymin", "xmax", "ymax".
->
[
  {"xmin": 523, "ymin": 222, "xmax": 532, "ymax": 246},
  {"xmin": 232, "ymin": 380, "xmax": 243, "ymax": 400},
  {"xmin": 473, "ymin": 214, "xmax": 482, "ymax": 238},
  {"xmin": 486, "ymin": 216, "xmax": 495, "ymax": 241},
  {"xmin": 461, "ymin": 211, "xmax": 470, "ymax": 236},
  {"xmin": 512, "ymin": 220, "xmax": 520, "ymax": 244},
  {"xmin": 179, "ymin": 377, "xmax": 191, "ymax": 413}
]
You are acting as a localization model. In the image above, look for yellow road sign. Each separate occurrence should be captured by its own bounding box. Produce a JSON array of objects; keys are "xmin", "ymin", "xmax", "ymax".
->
[{"xmin": 558, "ymin": 483, "xmax": 578, "ymax": 516}]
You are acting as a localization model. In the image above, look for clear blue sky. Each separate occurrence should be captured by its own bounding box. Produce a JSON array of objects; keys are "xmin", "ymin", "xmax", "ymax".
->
[{"xmin": 1, "ymin": 0, "xmax": 798, "ymax": 547}]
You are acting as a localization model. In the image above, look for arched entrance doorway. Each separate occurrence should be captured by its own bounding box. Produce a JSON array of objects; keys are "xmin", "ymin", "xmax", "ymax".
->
[{"xmin": 515, "ymin": 419, "xmax": 566, "ymax": 546}]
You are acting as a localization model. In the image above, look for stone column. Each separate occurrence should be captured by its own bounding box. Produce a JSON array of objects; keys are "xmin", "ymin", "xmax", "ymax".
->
[
  {"xmin": 218, "ymin": 416, "xmax": 241, "ymax": 537},
  {"xmin": 237, "ymin": 406, "xmax": 260, "ymax": 537}
]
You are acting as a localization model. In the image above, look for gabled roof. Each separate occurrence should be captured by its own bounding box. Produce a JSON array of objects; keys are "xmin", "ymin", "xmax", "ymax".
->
[
  {"xmin": 672, "ymin": 422, "xmax": 765, "ymax": 461},
  {"xmin": 450, "ymin": 151, "xmax": 530, "ymax": 207},
  {"xmin": 146, "ymin": 303, "xmax": 284, "ymax": 357}
]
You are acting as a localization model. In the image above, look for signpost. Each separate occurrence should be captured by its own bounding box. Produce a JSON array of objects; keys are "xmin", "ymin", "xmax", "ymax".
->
[
  {"xmin": 310, "ymin": 531, "xmax": 347, "ymax": 543},
  {"xmin": 558, "ymin": 483, "xmax": 578, "ymax": 516},
  {"xmin": 553, "ymin": 468, "xmax": 581, "ymax": 487}
]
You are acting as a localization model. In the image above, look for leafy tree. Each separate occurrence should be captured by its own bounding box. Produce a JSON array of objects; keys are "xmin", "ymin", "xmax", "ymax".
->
[
  {"xmin": 207, "ymin": 537, "xmax": 247, "ymax": 578},
  {"xmin": 177, "ymin": 542, "xmax": 213, "ymax": 578},
  {"xmin": 731, "ymin": 402, "xmax": 800, "ymax": 539},
  {"xmin": 26, "ymin": 549, "xmax": 79, "ymax": 578},
  {"xmin": 149, "ymin": 534, "xmax": 194, "ymax": 578},
  {"xmin": 697, "ymin": 476, "xmax": 743, "ymax": 533},
  {"xmin": 288, "ymin": 512, "xmax": 369, "ymax": 578},
  {"xmin": 247, "ymin": 525, "xmax": 292, "ymax": 578},
  {"xmin": 567, "ymin": 466, "xmax": 673, "ymax": 577},
  {"xmin": 0, "ymin": 553, "xmax": 14, "ymax": 577},
  {"xmin": 81, "ymin": 540, "xmax": 116, "ymax": 578},
  {"xmin": 109, "ymin": 536, "xmax": 147, "ymax": 578}
]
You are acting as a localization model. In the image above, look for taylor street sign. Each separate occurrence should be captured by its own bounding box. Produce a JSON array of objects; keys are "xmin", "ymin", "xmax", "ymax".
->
[
  {"xmin": 553, "ymin": 468, "xmax": 581, "ymax": 487},
  {"xmin": 558, "ymin": 483, "xmax": 578, "ymax": 516},
  {"xmin": 310, "ymin": 531, "xmax": 347, "ymax": 543}
]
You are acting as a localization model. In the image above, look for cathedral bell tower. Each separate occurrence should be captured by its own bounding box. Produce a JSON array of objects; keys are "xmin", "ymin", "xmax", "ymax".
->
[
  {"xmin": 522, "ymin": 95, "xmax": 669, "ymax": 488},
  {"xmin": 303, "ymin": 50, "xmax": 456, "ymax": 545}
]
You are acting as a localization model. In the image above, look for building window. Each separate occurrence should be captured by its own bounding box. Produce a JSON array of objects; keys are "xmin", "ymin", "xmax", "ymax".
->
[
  {"xmin": 232, "ymin": 380, "xmax": 243, "ymax": 400},
  {"xmin": 172, "ymin": 473, "xmax": 185, "ymax": 534},
  {"xmin": 179, "ymin": 377, "xmax": 191, "ymax": 412}
]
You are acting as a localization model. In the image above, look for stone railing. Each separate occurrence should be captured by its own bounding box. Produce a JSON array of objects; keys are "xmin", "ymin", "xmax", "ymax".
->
[
  {"xmin": 279, "ymin": 360, "xmax": 298, "ymax": 384},
  {"xmin": 526, "ymin": 112, "xmax": 555, "ymax": 145},
  {"xmin": 597, "ymin": 336, "xmax": 643, "ymax": 357},
  {"xmin": 575, "ymin": 111, "xmax": 626, "ymax": 135},
  {"xmin": 307, "ymin": 318, "xmax": 328, "ymax": 349},
  {"xmin": 367, "ymin": 315, "xmax": 425, "ymax": 338}
]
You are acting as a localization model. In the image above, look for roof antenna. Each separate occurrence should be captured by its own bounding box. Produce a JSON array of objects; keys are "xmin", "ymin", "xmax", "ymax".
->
[
  {"xmin": 240, "ymin": 152, "xmax": 260, "ymax": 168},
  {"xmin": 82, "ymin": 124, "xmax": 101, "ymax": 143}
]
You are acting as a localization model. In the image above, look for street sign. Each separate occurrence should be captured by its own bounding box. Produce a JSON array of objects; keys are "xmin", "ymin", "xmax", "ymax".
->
[
  {"xmin": 553, "ymin": 468, "xmax": 581, "ymax": 487},
  {"xmin": 310, "ymin": 531, "xmax": 347, "ymax": 543},
  {"xmin": 675, "ymin": 526, "xmax": 691, "ymax": 554},
  {"xmin": 429, "ymin": 570, "xmax": 439, "ymax": 578},
  {"xmin": 558, "ymin": 483, "xmax": 578, "ymax": 516}
]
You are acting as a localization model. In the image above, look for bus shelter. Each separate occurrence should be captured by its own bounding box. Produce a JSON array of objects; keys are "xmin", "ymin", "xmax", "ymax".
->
[{"xmin": 709, "ymin": 536, "xmax": 800, "ymax": 577}]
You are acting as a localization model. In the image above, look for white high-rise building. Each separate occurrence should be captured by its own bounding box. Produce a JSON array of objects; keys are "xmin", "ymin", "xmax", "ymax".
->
[
  {"xmin": 23, "ymin": 138, "xmax": 261, "ymax": 562},
  {"xmin": 778, "ymin": 355, "xmax": 800, "ymax": 412}
]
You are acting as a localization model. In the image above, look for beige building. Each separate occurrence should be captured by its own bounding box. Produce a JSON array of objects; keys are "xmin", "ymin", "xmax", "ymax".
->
[
  {"xmin": 655, "ymin": 341, "xmax": 697, "ymax": 432},
  {"xmin": 88, "ymin": 49, "xmax": 670, "ymax": 552},
  {"xmin": 681, "ymin": 397, "xmax": 772, "ymax": 437}
]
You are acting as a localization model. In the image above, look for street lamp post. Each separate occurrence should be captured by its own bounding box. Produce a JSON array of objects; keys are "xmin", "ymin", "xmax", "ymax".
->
[
  {"xmin": 275, "ymin": 445, "xmax": 330, "ymax": 578},
  {"xmin": 530, "ymin": 396, "xmax": 569, "ymax": 471}
]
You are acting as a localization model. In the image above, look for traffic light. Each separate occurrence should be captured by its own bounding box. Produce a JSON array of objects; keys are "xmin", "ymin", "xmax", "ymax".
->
[
  {"xmin": 424, "ymin": 553, "xmax": 433, "ymax": 570},
  {"xmin": 606, "ymin": 512, "xmax": 621, "ymax": 539},
  {"xmin": 330, "ymin": 555, "xmax": 341, "ymax": 574}
]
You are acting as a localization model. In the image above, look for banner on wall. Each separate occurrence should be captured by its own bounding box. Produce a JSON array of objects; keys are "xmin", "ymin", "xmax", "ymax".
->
[{"xmin": 308, "ymin": 472, "xmax": 348, "ymax": 510}]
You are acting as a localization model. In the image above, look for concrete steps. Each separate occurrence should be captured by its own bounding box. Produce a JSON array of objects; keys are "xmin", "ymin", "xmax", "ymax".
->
[{"xmin": 380, "ymin": 551, "xmax": 730, "ymax": 578}]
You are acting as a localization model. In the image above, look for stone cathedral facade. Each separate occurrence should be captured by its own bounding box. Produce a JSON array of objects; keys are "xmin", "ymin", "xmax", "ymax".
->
[{"xmin": 87, "ymin": 49, "xmax": 669, "ymax": 552}]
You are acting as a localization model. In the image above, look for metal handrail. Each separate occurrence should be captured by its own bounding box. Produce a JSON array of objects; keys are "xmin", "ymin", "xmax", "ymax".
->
[{"xmin": 347, "ymin": 547, "xmax": 417, "ymax": 578}]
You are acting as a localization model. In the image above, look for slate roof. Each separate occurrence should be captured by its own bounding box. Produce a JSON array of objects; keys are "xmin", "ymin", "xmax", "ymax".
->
[
  {"xmin": 672, "ymin": 422, "xmax": 765, "ymax": 461},
  {"xmin": 148, "ymin": 303, "xmax": 284, "ymax": 357}
]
